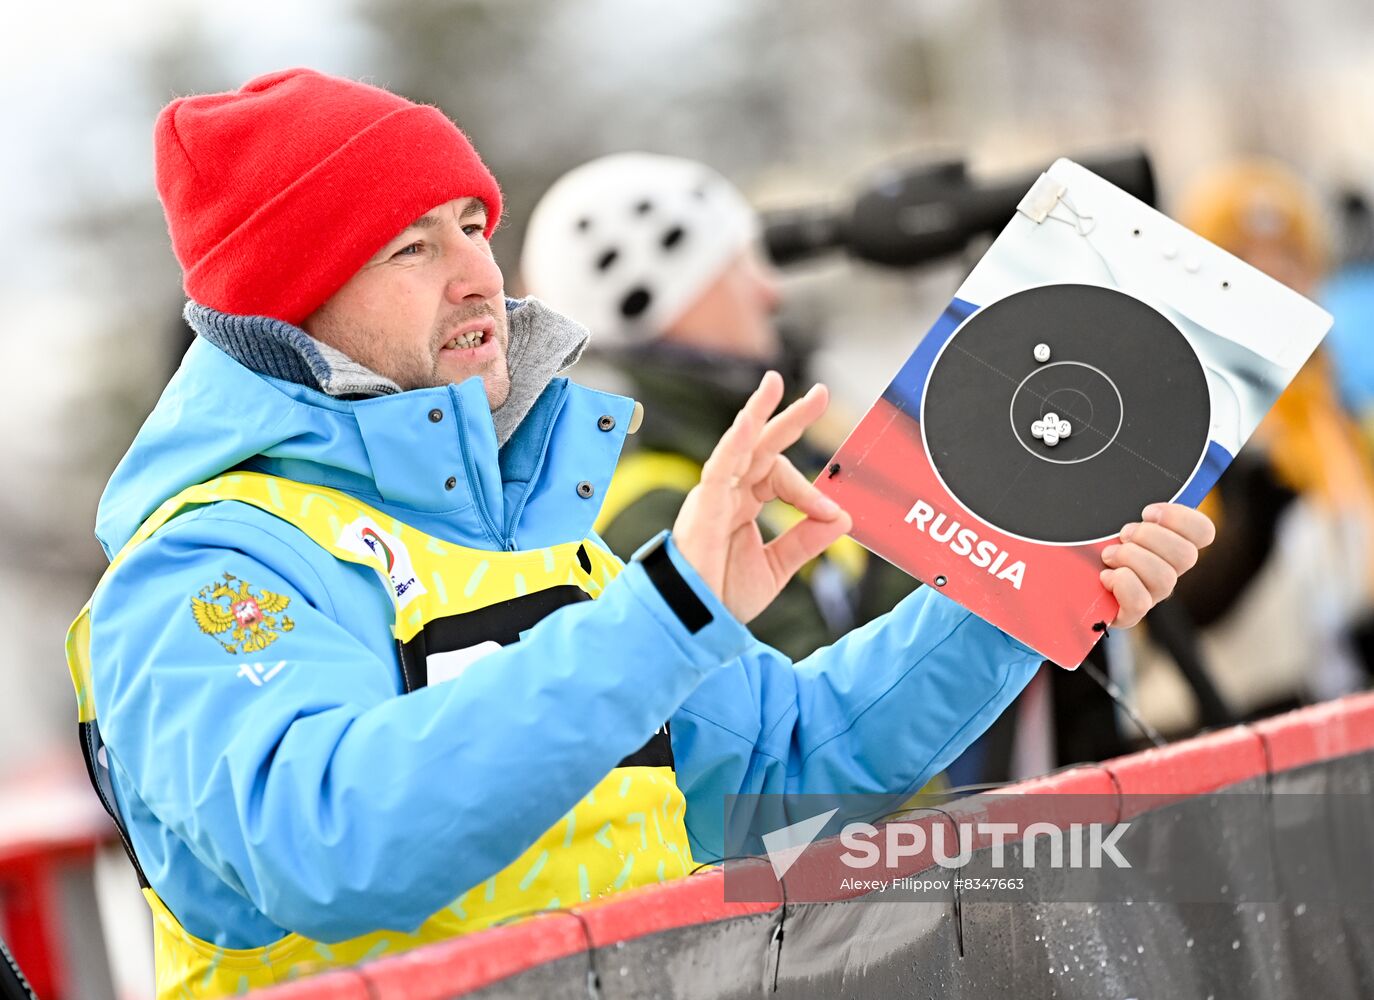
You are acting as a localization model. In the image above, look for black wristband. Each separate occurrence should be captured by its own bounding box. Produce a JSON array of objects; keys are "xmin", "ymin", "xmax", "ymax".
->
[{"xmin": 635, "ymin": 535, "xmax": 713, "ymax": 634}]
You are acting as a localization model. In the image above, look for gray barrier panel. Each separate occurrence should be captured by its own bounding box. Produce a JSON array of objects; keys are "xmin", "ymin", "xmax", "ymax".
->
[{"xmin": 462, "ymin": 751, "xmax": 1374, "ymax": 999}]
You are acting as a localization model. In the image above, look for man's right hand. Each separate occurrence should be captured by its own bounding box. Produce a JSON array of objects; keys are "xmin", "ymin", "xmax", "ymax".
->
[{"xmin": 670, "ymin": 371, "xmax": 852, "ymax": 624}]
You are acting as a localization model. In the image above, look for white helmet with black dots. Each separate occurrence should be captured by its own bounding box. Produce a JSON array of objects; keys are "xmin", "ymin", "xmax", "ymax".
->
[{"xmin": 521, "ymin": 152, "xmax": 759, "ymax": 344}]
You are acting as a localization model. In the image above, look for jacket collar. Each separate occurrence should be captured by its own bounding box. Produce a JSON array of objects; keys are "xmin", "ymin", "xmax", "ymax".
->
[
  {"xmin": 97, "ymin": 333, "xmax": 634, "ymax": 557},
  {"xmin": 245, "ymin": 359, "xmax": 638, "ymax": 550},
  {"xmin": 186, "ymin": 296, "xmax": 590, "ymax": 447}
]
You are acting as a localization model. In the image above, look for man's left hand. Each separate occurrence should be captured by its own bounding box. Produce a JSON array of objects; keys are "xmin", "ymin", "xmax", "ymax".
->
[{"xmin": 1100, "ymin": 503, "xmax": 1216, "ymax": 628}]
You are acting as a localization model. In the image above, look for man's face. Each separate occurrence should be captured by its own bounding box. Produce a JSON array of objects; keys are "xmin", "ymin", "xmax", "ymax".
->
[
  {"xmin": 303, "ymin": 197, "xmax": 512, "ymax": 408},
  {"xmin": 663, "ymin": 245, "xmax": 783, "ymax": 362}
]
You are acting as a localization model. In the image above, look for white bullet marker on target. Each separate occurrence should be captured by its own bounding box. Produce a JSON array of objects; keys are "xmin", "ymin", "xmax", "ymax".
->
[{"xmin": 1031, "ymin": 413, "xmax": 1072, "ymax": 448}]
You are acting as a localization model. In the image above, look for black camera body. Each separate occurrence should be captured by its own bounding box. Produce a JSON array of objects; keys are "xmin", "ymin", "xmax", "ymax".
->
[{"xmin": 763, "ymin": 150, "xmax": 1155, "ymax": 269}]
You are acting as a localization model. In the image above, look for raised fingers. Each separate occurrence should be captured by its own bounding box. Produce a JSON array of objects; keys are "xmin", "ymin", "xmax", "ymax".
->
[
  {"xmin": 743, "ymin": 383, "xmax": 830, "ymax": 486},
  {"xmin": 758, "ymin": 384, "xmax": 829, "ymax": 457},
  {"xmin": 743, "ymin": 369, "xmax": 788, "ymax": 427},
  {"xmin": 700, "ymin": 372, "xmax": 785, "ymax": 489}
]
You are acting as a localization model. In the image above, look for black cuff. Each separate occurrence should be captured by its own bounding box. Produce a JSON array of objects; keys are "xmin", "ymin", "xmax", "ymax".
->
[{"xmin": 634, "ymin": 535, "xmax": 713, "ymax": 634}]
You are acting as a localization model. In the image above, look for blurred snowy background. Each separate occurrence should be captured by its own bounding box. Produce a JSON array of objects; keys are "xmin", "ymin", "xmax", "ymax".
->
[{"xmin": 5, "ymin": 0, "xmax": 1374, "ymax": 770}]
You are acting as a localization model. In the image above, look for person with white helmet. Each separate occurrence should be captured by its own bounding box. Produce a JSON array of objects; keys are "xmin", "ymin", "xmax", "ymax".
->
[
  {"xmin": 523, "ymin": 153, "xmax": 920, "ymax": 657},
  {"xmin": 523, "ymin": 153, "xmax": 778, "ymax": 359}
]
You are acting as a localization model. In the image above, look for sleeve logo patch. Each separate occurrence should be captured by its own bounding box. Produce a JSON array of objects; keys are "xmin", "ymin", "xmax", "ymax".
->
[{"xmin": 192, "ymin": 572, "xmax": 295, "ymax": 655}]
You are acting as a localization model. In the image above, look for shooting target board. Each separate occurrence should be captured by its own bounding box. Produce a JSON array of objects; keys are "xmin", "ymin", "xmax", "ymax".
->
[{"xmin": 818, "ymin": 159, "xmax": 1332, "ymax": 667}]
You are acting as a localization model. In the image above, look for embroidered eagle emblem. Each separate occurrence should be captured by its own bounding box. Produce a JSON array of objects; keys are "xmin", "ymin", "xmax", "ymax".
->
[{"xmin": 191, "ymin": 572, "xmax": 295, "ymax": 655}]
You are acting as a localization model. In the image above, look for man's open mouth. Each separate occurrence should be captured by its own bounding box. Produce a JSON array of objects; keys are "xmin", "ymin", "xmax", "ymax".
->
[
  {"xmin": 441, "ymin": 318, "xmax": 495, "ymax": 352},
  {"xmin": 443, "ymin": 330, "xmax": 489, "ymax": 350}
]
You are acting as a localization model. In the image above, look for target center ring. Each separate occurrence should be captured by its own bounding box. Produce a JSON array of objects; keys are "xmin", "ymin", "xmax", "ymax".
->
[
  {"xmin": 1044, "ymin": 387, "xmax": 1093, "ymax": 425},
  {"xmin": 1009, "ymin": 361, "xmax": 1123, "ymax": 466}
]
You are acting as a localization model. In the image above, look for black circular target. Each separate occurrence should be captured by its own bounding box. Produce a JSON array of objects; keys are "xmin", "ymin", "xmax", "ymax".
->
[{"xmin": 921, "ymin": 284, "xmax": 1210, "ymax": 543}]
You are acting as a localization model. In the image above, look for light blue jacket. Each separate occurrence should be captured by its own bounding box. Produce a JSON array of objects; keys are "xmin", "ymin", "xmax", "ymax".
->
[{"xmin": 89, "ymin": 326, "xmax": 1041, "ymax": 948}]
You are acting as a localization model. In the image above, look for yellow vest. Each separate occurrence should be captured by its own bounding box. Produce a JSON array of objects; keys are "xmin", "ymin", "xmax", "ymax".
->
[{"xmin": 66, "ymin": 472, "xmax": 694, "ymax": 999}]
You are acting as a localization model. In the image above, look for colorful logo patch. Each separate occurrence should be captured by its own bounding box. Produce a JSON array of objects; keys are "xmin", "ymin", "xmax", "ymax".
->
[
  {"xmin": 192, "ymin": 572, "xmax": 295, "ymax": 655},
  {"xmin": 360, "ymin": 527, "xmax": 396, "ymax": 572},
  {"xmin": 337, "ymin": 517, "xmax": 426, "ymax": 609}
]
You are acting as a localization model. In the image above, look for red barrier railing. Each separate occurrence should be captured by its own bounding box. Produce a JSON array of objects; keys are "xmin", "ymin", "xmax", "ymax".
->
[
  {"xmin": 0, "ymin": 754, "xmax": 117, "ymax": 1000},
  {"xmin": 252, "ymin": 691, "xmax": 1374, "ymax": 1000}
]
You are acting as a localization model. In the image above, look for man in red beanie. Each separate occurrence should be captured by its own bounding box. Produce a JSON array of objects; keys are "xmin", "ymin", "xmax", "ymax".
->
[{"xmin": 67, "ymin": 69, "xmax": 1213, "ymax": 997}]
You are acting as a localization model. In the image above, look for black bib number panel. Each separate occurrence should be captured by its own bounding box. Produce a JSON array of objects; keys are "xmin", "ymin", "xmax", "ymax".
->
[{"xmin": 398, "ymin": 552, "xmax": 675, "ymax": 770}]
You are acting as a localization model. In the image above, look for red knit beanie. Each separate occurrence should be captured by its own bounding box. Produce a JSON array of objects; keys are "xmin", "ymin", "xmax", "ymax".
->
[{"xmin": 155, "ymin": 68, "xmax": 503, "ymax": 325}]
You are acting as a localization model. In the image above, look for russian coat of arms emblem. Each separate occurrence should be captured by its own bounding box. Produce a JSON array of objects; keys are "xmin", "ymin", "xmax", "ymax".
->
[{"xmin": 191, "ymin": 572, "xmax": 295, "ymax": 655}]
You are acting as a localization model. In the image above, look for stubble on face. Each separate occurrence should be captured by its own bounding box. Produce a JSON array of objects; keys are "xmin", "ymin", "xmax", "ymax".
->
[{"xmin": 308, "ymin": 299, "xmax": 513, "ymax": 407}]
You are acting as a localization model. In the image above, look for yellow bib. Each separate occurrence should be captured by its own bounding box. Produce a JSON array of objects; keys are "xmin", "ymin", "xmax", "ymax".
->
[{"xmin": 67, "ymin": 472, "xmax": 694, "ymax": 999}]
